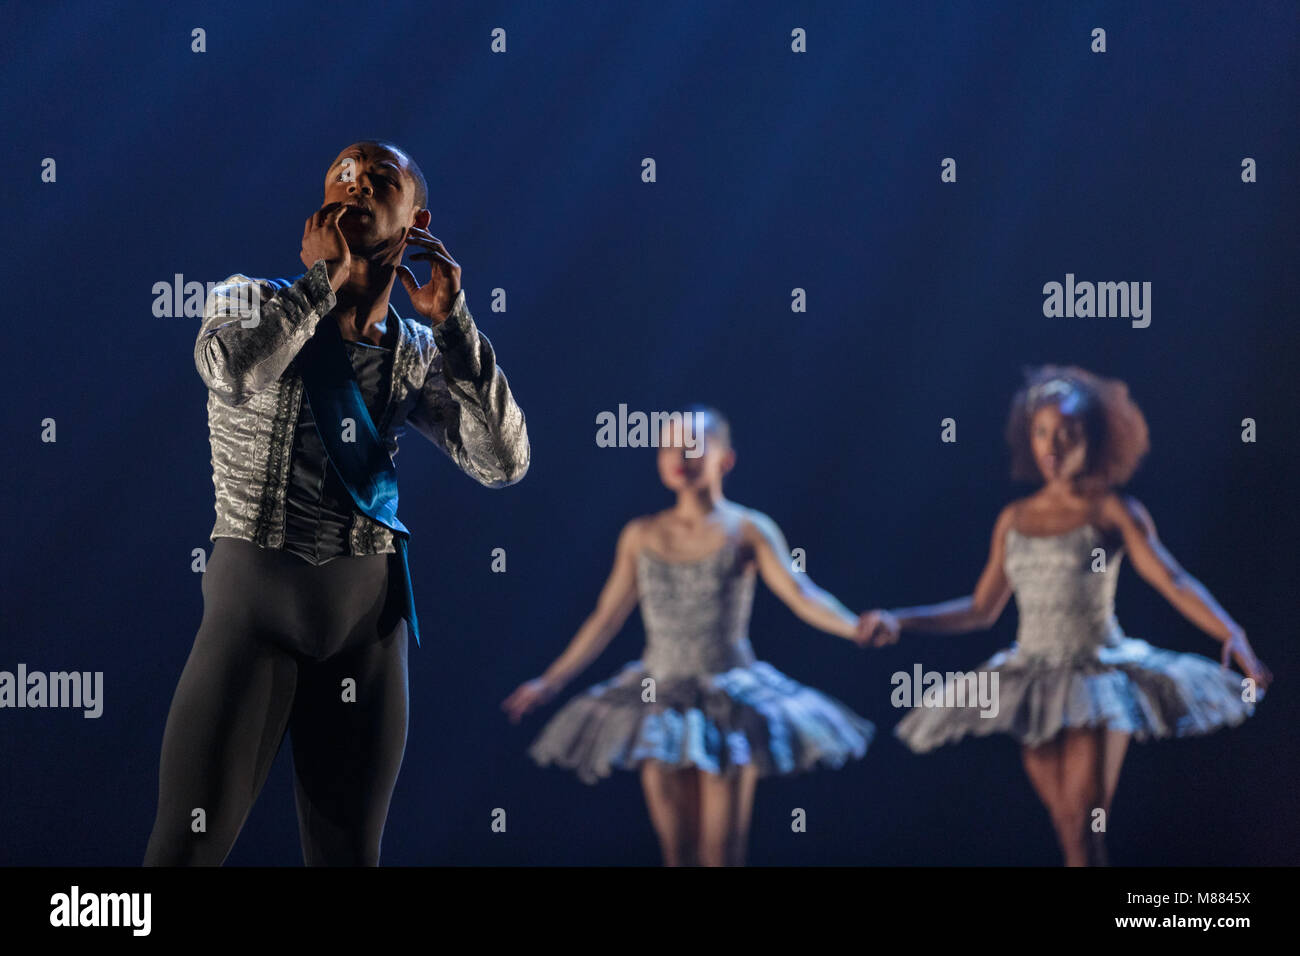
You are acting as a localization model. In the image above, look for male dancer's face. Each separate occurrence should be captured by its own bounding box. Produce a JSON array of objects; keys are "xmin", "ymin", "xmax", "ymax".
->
[{"xmin": 322, "ymin": 143, "xmax": 428, "ymax": 257}]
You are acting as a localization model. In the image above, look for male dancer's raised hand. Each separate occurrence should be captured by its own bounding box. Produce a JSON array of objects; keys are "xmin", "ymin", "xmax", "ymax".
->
[
  {"xmin": 397, "ymin": 226, "xmax": 462, "ymax": 324},
  {"xmin": 300, "ymin": 201, "xmax": 352, "ymax": 292}
]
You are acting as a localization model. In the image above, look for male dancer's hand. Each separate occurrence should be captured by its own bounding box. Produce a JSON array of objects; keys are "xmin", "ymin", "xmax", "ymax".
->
[
  {"xmin": 300, "ymin": 202, "xmax": 352, "ymax": 292},
  {"xmin": 396, "ymin": 227, "xmax": 462, "ymax": 324}
]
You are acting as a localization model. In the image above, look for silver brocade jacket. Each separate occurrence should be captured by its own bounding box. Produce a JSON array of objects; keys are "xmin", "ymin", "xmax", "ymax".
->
[{"xmin": 194, "ymin": 258, "xmax": 530, "ymax": 556}]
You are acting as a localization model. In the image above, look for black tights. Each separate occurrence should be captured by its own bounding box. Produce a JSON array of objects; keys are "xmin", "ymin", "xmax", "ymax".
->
[{"xmin": 144, "ymin": 537, "xmax": 409, "ymax": 866}]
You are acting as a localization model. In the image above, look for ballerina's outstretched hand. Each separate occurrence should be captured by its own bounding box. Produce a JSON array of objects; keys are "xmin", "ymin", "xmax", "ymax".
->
[{"xmin": 858, "ymin": 609, "xmax": 901, "ymax": 647}]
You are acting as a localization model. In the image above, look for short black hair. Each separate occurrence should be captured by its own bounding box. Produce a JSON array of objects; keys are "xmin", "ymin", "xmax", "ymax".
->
[
  {"xmin": 681, "ymin": 403, "xmax": 732, "ymax": 451},
  {"xmin": 347, "ymin": 140, "xmax": 428, "ymax": 211}
]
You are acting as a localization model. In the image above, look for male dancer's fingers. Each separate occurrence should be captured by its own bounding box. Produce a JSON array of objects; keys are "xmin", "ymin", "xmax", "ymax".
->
[
  {"xmin": 396, "ymin": 265, "xmax": 422, "ymax": 298},
  {"xmin": 405, "ymin": 239, "xmax": 456, "ymax": 261},
  {"xmin": 406, "ymin": 226, "xmax": 446, "ymax": 246},
  {"xmin": 409, "ymin": 251, "xmax": 457, "ymax": 269},
  {"xmin": 406, "ymin": 230, "xmax": 460, "ymax": 263},
  {"xmin": 315, "ymin": 202, "xmax": 344, "ymax": 229},
  {"xmin": 330, "ymin": 207, "xmax": 349, "ymax": 239}
]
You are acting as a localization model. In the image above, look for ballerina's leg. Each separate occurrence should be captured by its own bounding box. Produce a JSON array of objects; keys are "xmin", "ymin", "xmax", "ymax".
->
[
  {"xmin": 1020, "ymin": 735, "xmax": 1067, "ymax": 853},
  {"xmin": 1057, "ymin": 729, "xmax": 1111, "ymax": 866},
  {"xmin": 1084, "ymin": 728, "xmax": 1132, "ymax": 866},
  {"xmin": 640, "ymin": 760, "xmax": 702, "ymax": 866},
  {"xmin": 1100, "ymin": 729, "xmax": 1130, "ymax": 815},
  {"xmin": 698, "ymin": 764, "xmax": 760, "ymax": 867}
]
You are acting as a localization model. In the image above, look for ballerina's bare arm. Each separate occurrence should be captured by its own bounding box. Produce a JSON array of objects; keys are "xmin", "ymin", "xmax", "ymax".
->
[
  {"xmin": 740, "ymin": 510, "xmax": 862, "ymax": 641},
  {"xmin": 880, "ymin": 503, "xmax": 1018, "ymax": 638},
  {"xmin": 1102, "ymin": 495, "xmax": 1270, "ymax": 686},
  {"xmin": 502, "ymin": 518, "xmax": 644, "ymax": 722},
  {"xmin": 537, "ymin": 518, "xmax": 644, "ymax": 689}
]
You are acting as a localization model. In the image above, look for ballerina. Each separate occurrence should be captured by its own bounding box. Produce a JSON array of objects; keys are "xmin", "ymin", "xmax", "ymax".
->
[
  {"xmin": 502, "ymin": 406, "xmax": 876, "ymax": 866},
  {"xmin": 863, "ymin": 366, "xmax": 1271, "ymax": 866}
]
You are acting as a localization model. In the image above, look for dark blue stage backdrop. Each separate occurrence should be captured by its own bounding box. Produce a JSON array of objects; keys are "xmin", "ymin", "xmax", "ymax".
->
[{"xmin": 1, "ymin": 0, "xmax": 1296, "ymax": 866}]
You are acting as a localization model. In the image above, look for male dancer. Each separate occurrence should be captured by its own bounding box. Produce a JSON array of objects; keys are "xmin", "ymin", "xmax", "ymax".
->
[{"xmin": 144, "ymin": 141, "xmax": 529, "ymax": 865}]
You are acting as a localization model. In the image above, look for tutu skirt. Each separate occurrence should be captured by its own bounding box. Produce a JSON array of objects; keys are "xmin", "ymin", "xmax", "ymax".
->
[
  {"xmin": 894, "ymin": 636, "xmax": 1258, "ymax": 753},
  {"xmin": 529, "ymin": 660, "xmax": 875, "ymax": 784}
]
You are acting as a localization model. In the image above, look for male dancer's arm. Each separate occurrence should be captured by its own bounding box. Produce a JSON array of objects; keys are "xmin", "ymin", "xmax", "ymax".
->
[
  {"xmin": 194, "ymin": 260, "xmax": 337, "ymax": 405},
  {"xmin": 407, "ymin": 289, "xmax": 530, "ymax": 487}
]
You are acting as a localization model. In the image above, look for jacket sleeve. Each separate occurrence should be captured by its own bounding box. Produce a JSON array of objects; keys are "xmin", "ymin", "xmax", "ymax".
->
[
  {"xmin": 194, "ymin": 259, "xmax": 337, "ymax": 406},
  {"xmin": 407, "ymin": 289, "xmax": 531, "ymax": 488}
]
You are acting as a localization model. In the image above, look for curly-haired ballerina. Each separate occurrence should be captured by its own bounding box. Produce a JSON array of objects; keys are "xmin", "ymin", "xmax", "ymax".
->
[
  {"xmin": 503, "ymin": 407, "xmax": 876, "ymax": 866},
  {"xmin": 863, "ymin": 366, "xmax": 1270, "ymax": 866}
]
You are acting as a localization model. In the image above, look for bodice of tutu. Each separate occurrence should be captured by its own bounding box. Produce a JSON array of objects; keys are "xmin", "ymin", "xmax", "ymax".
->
[
  {"xmin": 636, "ymin": 535, "xmax": 757, "ymax": 679},
  {"xmin": 1005, "ymin": 524, "xmax": 1124, "ymax": 661}
]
